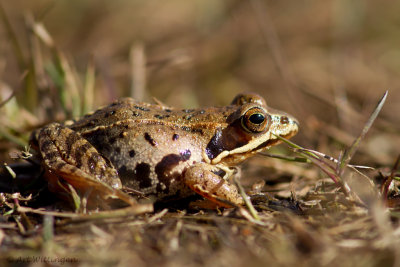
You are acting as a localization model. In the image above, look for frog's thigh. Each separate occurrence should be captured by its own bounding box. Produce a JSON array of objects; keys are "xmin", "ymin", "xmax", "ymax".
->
[
  {"xmin": 38, "ymin": 123, "xmax": 123, "ymax": 194},
  {"xmin": 184, "ymin": 163, "xmax": 244, "ymax": 207}
]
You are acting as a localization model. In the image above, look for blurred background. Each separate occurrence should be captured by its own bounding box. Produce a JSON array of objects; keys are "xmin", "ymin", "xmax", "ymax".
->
[
  {"xmin": 1, "ymin": 2, "xmax": 400, "ymax": 265},
  {"xmin": 0, "ymin": 0, "xmax": 399, "ymax": 165}
]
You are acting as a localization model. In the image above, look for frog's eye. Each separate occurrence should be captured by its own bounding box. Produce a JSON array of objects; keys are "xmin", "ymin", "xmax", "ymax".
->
[
  {"xmin": 242, "ymin": 107, "xmax": 270, "ymax": 133},
  {"xmin": 249, "ymin": 113, "xmax": 265, "ymax": 124}
]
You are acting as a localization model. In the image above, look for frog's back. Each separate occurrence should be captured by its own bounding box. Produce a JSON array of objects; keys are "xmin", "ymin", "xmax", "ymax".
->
[{"xmin": 68, "ymin": 98, "xmax": 234, "ymax": 198}]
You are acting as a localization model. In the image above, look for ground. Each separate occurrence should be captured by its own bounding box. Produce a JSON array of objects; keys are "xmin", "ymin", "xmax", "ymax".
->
[{"xmin": 0, "ymin": 1, "xmax": 400, "ymax": 266}]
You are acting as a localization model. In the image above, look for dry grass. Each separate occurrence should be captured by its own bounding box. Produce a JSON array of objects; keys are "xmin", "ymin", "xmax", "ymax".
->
[{"xmin": 1, "ymin": 1, "xmax": 400, "ymax": 266}]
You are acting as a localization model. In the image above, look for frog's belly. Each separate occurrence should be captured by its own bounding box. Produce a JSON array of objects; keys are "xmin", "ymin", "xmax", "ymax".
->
[{"xmin": 84, "ymin": 126, "xmax": 205, "ymax": 198}]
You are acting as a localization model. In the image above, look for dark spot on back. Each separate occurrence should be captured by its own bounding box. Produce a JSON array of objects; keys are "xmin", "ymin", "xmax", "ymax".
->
[
  {"xmin": 191, "ymin": 128, "xmax": 203, "ymax": 134},
  {"xmin": 86, "ymin": 118, "xmax": 99, "ymax": 127},
  {"xmin": 155, "ymin": 154, "xmax": 181, "ymax": 187},
  {"xmin": 154, "ymin": 114, "xmax": 166, "ymax": 119},
  {"xmin": 118, "ymin": 163, "xmax": 152, "ymax": 189},
  {"xmin": 165, "ymin": 109, "xmax": 172, "ymax": 112},
  {"xmin": 135, "ymin": 163, "xmax": 152, "ymax": 188},
  {"xmin": 129, "ymin": 149, "xmax": 136, "ymax": 158},
  {"xmin": 109, "ymin": 137, "xmax": 116, "ymax": 144},
  {"xmin": 118, "ymin": 165, "xmax": 133, "ymax": 182},
  {"xmin": 86, "ymin": 121, "xmax": 96, "ymax": 127},
  {"xmin": 144, "ymin": 132, "xmax": 157, "ymax": 146},
  {"xmin": 115, "ymin": 147, "xmax": 121, "ymax": 154},
  {"xmin": 104, "ymin": 110, "xmax": 115, "ymax": 118},
  {"xmin": 83, "ymin": 130, "xmax": 111, "ymax": 154},
  {"xmin": 172, "ymin": 134, "xmax": 179, "ymax": 141},
  {"xmin": 183, "ymin": 114, "xmax": 193, "ymax": 120},
  {"xmin": 134, "ymin": 105, "xmax": 150, "ymax": 111},
  {"xmin": 156, "ymin": 183, "xmax": 164, "ymax": 192},
  {"xmin": 155, "ymin": 153, "xmax": 191, "ymax": 187},
  {"xmin": 180, "ymin": 149, "xmax": 191, "ymax": 161},
  {"xmin": 81, "ymin": 130, "xmax": 117, "ymax": 158},
  {"xmin": 131, "ymin": 110, "xmax": 141, "ymax": 117}
]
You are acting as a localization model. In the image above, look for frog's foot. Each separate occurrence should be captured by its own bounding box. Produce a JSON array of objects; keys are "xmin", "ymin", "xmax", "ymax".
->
[
  {"xmin": 37, "ymin": 123, "xmax": 135, "ymax": 207},
  {"xmin": 184, "ymin": 163, "xmax": 245, "ymax": 208}
]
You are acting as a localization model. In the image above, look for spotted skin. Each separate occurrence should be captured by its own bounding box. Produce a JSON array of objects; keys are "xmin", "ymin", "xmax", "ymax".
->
[{"xmin": 30, "ymin": 94, "xmax": 299, "ymax": 208}]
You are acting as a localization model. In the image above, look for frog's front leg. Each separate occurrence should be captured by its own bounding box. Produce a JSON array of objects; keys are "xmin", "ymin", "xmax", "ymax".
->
[
  {"xmin": 184, "ymin": 163, "xmax": 245, "ymax": 208},
  {"xmin": 35, "ymin": 123, "xmax": 135, "ymax": 206}
]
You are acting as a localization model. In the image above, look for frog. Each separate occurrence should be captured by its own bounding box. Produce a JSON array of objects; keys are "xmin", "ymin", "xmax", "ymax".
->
[{"xmin": 29, "ymin": 93, "xmax": 299, "ymax": 208}]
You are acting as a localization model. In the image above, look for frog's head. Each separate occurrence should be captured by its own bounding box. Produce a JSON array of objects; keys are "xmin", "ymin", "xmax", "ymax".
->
[{"xmin": 205, "ymin": 93, "xmax": 299, "ymax": 165}]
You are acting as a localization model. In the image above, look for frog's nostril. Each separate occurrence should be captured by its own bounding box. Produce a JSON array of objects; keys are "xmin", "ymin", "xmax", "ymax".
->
[{"xmin": 280, "ymin": 116, "xmax": 289, "ymax": 124}]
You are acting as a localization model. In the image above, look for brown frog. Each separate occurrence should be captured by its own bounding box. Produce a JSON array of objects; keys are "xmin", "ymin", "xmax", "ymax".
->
[{"xmin": 30, "ymin": 93, "xmax": 299, "ymax": 208}]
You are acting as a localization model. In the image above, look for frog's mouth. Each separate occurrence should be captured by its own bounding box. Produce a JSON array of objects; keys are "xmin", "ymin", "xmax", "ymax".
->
[
  {"xmin": 250, "ymin": 131, "xmax": 297, "ymax": 152},
  {"xmin": 208, "ymin": 130, "xmax": 297, "ymax": 165}
]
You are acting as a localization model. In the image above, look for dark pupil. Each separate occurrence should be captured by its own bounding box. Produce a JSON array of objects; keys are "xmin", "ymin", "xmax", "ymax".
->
[{"xmin": 249, "ymin": 113, "xmax": 265, "ymax": 124}]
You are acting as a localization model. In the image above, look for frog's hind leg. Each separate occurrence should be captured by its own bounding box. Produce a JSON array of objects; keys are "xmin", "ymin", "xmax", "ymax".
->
[
  {"xmin": 184, "ymin": 163, "xmax": 245, "ymax": 208},
  {"xmin": 37, "ymin": 123, "xmax": 135, "ymax": 208}
]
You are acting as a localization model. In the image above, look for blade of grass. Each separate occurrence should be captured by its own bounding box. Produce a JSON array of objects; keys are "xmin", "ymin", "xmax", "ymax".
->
[
  {"xmin": 272, "ymin": 134, "xmax": 340, "ymax": 182},
  {"xmin": 266, "ymin": 148, "xmax": 374, "ymax": 170},
  {"xmin": 66, "ymin": 183, "xmax": 82, "ymax": 212},
  {"xmin": 0, "ymin": 3, "xmax": 25, "ymax": 71},
  {"xmin": 232, "ymin": 176, "xmax": 260, "ymax": 221},
  {"xmin": 272, "ymin": 135, "xmax": 348, "ymax": 193},
  {"xmin": 260, "ymin": 152, "xmax": 310, "ymax": 163},
  {"xmin": 17, "ymin": 204, "xmax": 154, "ymax": 220},
  {"xmin": 339, "ymin": 91, "xmax": 388, "ymax": 173},
  {"xmin": 1, "ymin": 8, "xmax": 39, "ymax": 111},
  {"xmin": 294, "ymin": 148, "xmax": 340, "ymax": 185},
  {"xmin": 42, "ymin": 215, "xmax": 54, "ymax": 243},
  {"xmin": 0, "ymin": 128, "xmax": 27, "ymax": 148},
  {"xmin": 3, "ymin": 163, "xmax": 16, "ymax": 179},
  {"xmin": 31, "ymin": 19, "xmax": 83, "ymax": 118},
  {"xmin": 82, "ymin": 57, "xmax": 95, "ymax": 115}
]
